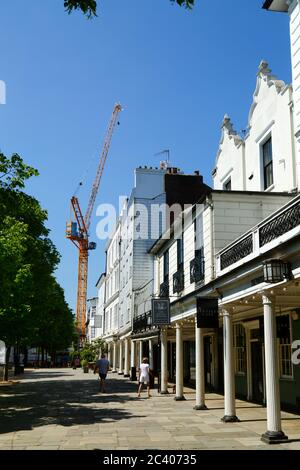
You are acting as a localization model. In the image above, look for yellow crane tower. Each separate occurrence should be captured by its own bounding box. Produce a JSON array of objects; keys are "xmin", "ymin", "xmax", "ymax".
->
[{"xmin": 66, "ymin": 103, "xmax": 122, "ymax": 342}]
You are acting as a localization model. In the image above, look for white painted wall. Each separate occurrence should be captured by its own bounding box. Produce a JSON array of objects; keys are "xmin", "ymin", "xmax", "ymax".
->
[
  {"xmin": 289, "ymin": 0, "xmax": 300, "ymax": 196},
  {"xmin": 213, "ymin": 62, "xmax": 296, "ymax": 193}
]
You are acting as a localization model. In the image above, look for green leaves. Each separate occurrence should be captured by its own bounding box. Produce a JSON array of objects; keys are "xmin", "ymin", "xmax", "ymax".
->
[
  {"xmin": 171, "ymin": 0, "xmax": 195, "ymax": 8},
  {"xmin": 0, "ymin": 153, "xmax": 38, "ymax": 190},
  {"xmin": 0, "ymin": 152, "xmax": 73, "ymax": 353},
  {"xmin": 80, "ymin": 338, "xmax": 106, "ymax": 362},
  {"xmin": 64, "ymin": 0, "xmax": 97, "ymax": 18},
  {"xmin": 63, "ymin": 0, "xmax": 195, "ymax": 18}
]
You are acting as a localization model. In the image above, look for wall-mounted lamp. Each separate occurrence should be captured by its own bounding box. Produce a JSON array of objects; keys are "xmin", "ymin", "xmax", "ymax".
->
[{"xmin": 263, "ymin": 259, "xmax": 292, "ymax": 283}]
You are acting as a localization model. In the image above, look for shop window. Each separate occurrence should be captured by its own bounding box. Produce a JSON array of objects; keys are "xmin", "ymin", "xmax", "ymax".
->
[
  {"xmin": 277, "ymin": 314, "xmax": 292, "ymax": 378},
  {"xmin": 233, "ymin": 323, "xmax": 246, "ymax": 374}
]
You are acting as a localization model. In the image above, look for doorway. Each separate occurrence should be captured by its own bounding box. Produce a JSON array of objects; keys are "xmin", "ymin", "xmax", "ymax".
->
[
  {"xmin": 204, "ymin": 336, "xmax": 214, "ymax": 391},
  {"xmin": 250, "ymin": 338, "xmax": 264, "ymax": 403}
]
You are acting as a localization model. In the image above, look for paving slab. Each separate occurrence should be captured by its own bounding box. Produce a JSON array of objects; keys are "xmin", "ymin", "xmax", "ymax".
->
[{"xmin": 1, "ymin": 368, "xmax": 300, "ymax": 450}]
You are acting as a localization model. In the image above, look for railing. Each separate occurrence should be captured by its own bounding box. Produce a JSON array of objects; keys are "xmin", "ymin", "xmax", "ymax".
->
[
  {"xmin": 132, "ymin": 311, "xmax": 152, "ymax": 333},
  {"xmin": 173, "ymin": 268, "xmax": 184, "ymax": 294},
  {"xmin": 217, "ymin": 195, "xmax": 300, "ymax": 274},
  {"xmin": 190, "ymin": 255, "xmax": 205, "ymax": 283},
  {"xmin": 220, "ymin": 234, "xmax": 253, "ymax": 270},
  {"xmin": 160, "ymin": 280, "xmax": 169, "ymax": 298},
  {"xmin": 259, "ymin": 198, "xmax": 300, "ymax": 246}
]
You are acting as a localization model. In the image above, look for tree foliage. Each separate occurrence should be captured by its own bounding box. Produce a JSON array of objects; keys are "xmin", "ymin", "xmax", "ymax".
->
[
  {"xmin": 64, "ymin": 0, "xmax": 195, "ymax": 18},
  {"xmin": 0, "ymin": 153, "xmax": 75, "ymax": 376},
  {"xmin": 0, "ymin": 153, "xmax": 39, "ymax": 190},
  {"xmin": 79, "ymin": 338, "xmax": 107, "ymax": 364}
]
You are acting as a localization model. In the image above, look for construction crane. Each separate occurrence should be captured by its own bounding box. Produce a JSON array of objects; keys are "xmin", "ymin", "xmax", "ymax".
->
[{"xmin": 66, "ymin": 103, "xmax": 122, "ymax": 343}]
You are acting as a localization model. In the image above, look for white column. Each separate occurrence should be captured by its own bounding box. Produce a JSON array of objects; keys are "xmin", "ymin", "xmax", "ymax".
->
[
  {"xmin": 160, "ymin": 329, "xmax": 168, "ymax": 394},
  {"xmin": 139, "ymin": 340, "xmax": 143, "ymax": 365},
  {"xmin": 149, "ymin": 339, "xmax": 154, "ymax": 369},
  {"xmin": 118, "ymin": 340, "xmax": 123, "ymax": 374},
  {"xmin": 221, "ymin": 310, "xmax": 238, "ymax": 422},
  {"xmin": 261, "ymin": 294, "xmax": 288, "ymax": 443},
  {"xmin": 112, "ymin": 341, "xmax": 117, "ymax": 372},
  {"xmin": 124, "ymin": 339, "xmax": 130, "ymax": 377},
  {"xmin": 175, "ymin": 323, "xmax": 185, "ymax": 401},
  {"xmin": 194, "ymin": 320, "xmax": 207, "ymax": 410},
  {"xmin": 130, "ymin": 340, "xmax": 137, "ymax": 380},
  {"xmin": 107, "ymin": 343, "xmax": 111, "ymax": 364}
]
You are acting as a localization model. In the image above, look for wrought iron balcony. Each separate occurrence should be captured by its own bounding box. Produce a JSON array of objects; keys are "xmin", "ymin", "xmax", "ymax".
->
[
  {"xmin": 190, "ymin": 255, "xmax": 205, "ymax": 284},
  {"xmin": 160, "ymin": 280, "xmax": 169, "ymax": 298},
  {"xmin": 132, "ymin": 311, "xmax": 152, "ymax": 333},
  {"xmin": 220, "ymin": 234, "xmax": 253, "ymax": 270},
  {"xmin": 217, "ymin": 195, "xmax": 300, "ymax": 275},
  {"xmin": 259, "ymin": 198, "xmax": 300, "ymax": 247},
  {"xmin": 173, "ymin": 268, "xmax": 184, "ymax": 294}
]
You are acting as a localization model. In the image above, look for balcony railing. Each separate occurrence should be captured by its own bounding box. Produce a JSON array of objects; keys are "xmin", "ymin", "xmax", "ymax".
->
[
  {"xmin": 217, "ymin": 195, "xmax": 300, "ymax": 275},
  {"xmin": 220, "ymin": 234, "xmax": 253, "ymax": 270},
  {"xmin": 132, "ymin": 311, "xmax": 152, "ymax": 333},
  {"xmin": 160, "ymin": 280, "xmax": 169, "ymax": 298},
  {"xmin": 173, "ymin": 268, "xmax": 184, "ymax": 294},
  {"xmin": 259, "ymin": 198, "xmax": 300, "ymax": 247},
  {"xmin": 190, "ymin": 255, "xmax": 205, "ymax": 283}
]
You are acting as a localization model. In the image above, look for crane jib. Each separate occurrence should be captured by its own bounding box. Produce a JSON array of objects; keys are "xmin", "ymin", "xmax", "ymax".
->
[{"xmin": 67, "ymin": 103, "xmax": 122, "ymax": 339}]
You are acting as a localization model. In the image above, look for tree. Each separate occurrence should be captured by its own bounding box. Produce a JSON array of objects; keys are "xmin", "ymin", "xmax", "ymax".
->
[
  {"xmin": 64, "ymin": 0, "xmax": 195, "ymax": 18},
  {"xmin": 79, "ymin": 338, "xmax": 106, "ymax": 365},
  {"xmin": 0, "ymin": 153, "xmax": 73, "ymax": 379},
  {"xmin": 0, "ymin": 153, "xmax": 38, "ymax": 190},
  {"xmin": 34, "ymin": 277, "xmax": 76, "ymax": 365}
]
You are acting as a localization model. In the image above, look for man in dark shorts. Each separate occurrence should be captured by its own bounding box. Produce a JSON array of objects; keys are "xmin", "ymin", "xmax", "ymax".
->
[{"xmin": 94, "ymin": 353, "xmax": 110, "ymax": 393}]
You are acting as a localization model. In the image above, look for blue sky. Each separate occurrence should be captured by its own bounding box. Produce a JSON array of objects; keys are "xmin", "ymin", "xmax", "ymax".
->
[{"xmin": 0, "ymin": 0, "xmax": 291, "ymax": 311}]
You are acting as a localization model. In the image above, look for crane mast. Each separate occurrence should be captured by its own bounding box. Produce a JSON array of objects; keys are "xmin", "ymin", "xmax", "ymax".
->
[{"xmin": 66, "ymin": 103, "xmax": 122, "ymax": 342}]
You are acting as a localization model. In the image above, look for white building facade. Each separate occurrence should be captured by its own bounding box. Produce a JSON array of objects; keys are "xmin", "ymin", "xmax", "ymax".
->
[
  {"xmin": 90, "ymin": 1, "xmax": 300, "ymax": 445},
  {"xmin": 148, "ymin": 58, "xmax": 300, "ymax": 444}
]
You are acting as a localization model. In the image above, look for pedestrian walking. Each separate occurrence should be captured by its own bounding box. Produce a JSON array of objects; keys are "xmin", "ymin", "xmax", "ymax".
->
[
  {"xmin": 137, "ymin": 357, "xmax": 151, "ymax": 398},
  {"xmin": 94, "ymin": 353, "xmax": 110, "ymax": 393}
]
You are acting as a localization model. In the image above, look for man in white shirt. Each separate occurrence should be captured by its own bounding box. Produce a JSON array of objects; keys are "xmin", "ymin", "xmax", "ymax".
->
[{"xmin": 94, "ymin": 353, "xmax": 110, "ymax": 393}]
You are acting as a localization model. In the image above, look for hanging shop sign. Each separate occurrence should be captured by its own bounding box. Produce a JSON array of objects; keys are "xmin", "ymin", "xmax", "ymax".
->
[
  {"xmin": 196, "ymin": 298, "xmax": 219, "ymax": 328},
  {"xmin": 152, "ymin": 299, "xmax": 170, "ymax": 326}
]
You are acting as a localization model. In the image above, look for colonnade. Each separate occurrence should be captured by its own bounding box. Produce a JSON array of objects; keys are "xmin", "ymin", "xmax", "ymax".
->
[{"xmin": 106, "ymin": 293, "xmax": 287, "ymax": 443}]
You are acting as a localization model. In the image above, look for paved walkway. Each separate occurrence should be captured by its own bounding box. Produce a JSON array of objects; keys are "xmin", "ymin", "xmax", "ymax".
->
[{"xmin": 0, "ymin": 368, "xmax": 300, "ymax": 450}]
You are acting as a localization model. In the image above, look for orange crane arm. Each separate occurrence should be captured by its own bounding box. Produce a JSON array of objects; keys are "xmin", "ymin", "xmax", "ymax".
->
[
  {"xmin": 66, "ymin": 103, "xmax": 122, "ymax": 342},
  {"xmin": 84, "ymin": 103, "xmax": 122, "ymax": 230},
  {"xmin": 71, "ymin": 196, "xmax": 88, "ymax": 238}
]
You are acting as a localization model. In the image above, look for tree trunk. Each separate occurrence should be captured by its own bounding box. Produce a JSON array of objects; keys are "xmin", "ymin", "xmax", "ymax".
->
[
  {"xmin": 4, "ymin": 346, "xmax": 11, "ymax": 381},
  {"xmin": 41, "ymin": 347, "xmax": 45, "ymax": 367},
  {"xmin": 37, "ymin": 347, "xmax": 40, "ymax": 367},
  {"xmin": 14, "ymin": 345, "xmax": 19, "ymax": 367},
  {"xmin": 23, "ymin": 347, "xmax": 28, "ymax": 368}
]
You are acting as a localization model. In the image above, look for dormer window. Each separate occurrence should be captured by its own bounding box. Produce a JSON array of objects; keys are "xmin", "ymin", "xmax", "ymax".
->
[{"xmin": 262, "ymin": 137, "xmax": 273, "ymax": 190}]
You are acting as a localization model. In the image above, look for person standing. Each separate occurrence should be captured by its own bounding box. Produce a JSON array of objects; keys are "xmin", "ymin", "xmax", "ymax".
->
[
  {"xmin": 137, "ymin": 357, "xmax": 151, "ymax": 398},
  {"xmin": 94, "ymin": 353, "xmax": 110, "ymax": 393}
]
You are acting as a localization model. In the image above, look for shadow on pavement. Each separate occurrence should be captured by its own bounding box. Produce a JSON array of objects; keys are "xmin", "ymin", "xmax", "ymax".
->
[{"xmin": 0, "ymin": 373, "xmax": 145, "ymax": 435}]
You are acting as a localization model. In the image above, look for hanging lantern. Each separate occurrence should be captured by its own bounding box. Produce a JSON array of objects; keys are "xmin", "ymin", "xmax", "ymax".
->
[{"xmin": 263, "ymin": 259, "xmax": 291, "ymax": 283}]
